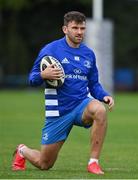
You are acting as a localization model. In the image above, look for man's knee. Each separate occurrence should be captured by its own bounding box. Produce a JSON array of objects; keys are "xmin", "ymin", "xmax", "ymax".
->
[
  {"xmin": 83, "ymin": 100, "xmax": 107, "ymax": 124},
  {"xmin": 39, "ymin": 157, "xmax": 55, "ymax": 170},
  {"xmin": 39, "ymin": 161, "xmax": 54, "ymax": 170},
  {"xmin": 93, "ymin": 102, "xmax": 107, "ymax": 127},
  {"xmin": 95, "ymin": 102, "xmax": 106, "ymax": 117},
  {"xmin": 39, "ymin": 142, "xmax": 63, "ymax": 170},
  {"xmin": 88, "ymin": 100, "xmax": 106, "ymax": 116}
]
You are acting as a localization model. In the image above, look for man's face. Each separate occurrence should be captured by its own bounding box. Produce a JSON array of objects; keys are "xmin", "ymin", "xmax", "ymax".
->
[{"xmin": 63, "ymin": 20, "xmax": 86, "ymax": 46}]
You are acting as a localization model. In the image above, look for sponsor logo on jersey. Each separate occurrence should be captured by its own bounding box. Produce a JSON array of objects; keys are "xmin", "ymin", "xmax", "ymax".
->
[
  {"xmin": 65, "ymin": 74, "xmax": 87, "ymax": 81},
  {"xmin": 74, "ymin": 56, "xmax": 80, "ymax": 61},
  {"xmin": 74, "ymin": 69, "xmax": 81, "ymax": 74},
  {"xmin": 84, "ymin": 60, "xmax": 91, "ymax": 68},
  {"xmin": 61, "ymin": 58, "xmax": 70, "ymax": 64}
]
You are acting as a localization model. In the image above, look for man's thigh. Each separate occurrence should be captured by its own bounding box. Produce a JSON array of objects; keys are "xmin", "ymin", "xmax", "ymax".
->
[
  {"xmin": 42, "ymin": 114, "xmax": 73, "ymax": 144},
  {"xmin": 40, "ymin": 141, "xmax": 64, "ymax": 168},
  {"xmin": 73, "ymin": 97, "xmax": 93, "ymax": 127}
]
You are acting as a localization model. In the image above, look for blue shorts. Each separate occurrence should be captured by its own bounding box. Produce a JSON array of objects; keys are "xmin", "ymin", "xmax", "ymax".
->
[{"xmin": 41, "ymin": 97, "xmax": 93, "ymax": 144}]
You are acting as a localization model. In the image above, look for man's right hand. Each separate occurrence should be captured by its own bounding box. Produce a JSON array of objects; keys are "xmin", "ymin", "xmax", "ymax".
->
[{"xmin": 40, "ymin": 64, "xmax": 63, "ymax": 80}]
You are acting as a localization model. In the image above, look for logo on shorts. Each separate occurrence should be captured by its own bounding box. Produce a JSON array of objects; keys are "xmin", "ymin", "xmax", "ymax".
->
[{"xmin": 43, "ymin": 133, "xmax": 48, "ymax": 141}]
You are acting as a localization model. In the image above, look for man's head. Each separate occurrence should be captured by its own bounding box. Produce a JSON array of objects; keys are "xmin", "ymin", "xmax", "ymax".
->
[
  {"xmin": 63, "ymin": 11, "xmax": 86, "ymax": 48},
  {"xmin": 63, "ymin": 11, "xmax": 86, "ymax": 26}
]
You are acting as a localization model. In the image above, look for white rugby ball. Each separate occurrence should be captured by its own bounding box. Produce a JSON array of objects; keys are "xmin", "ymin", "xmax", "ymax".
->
[{"xmin": 40, "ymin": 56, "xmax": 65, "ymax": 88}]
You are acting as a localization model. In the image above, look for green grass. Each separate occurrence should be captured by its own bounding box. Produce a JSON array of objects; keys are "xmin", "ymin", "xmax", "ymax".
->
[{"xmin": 0, "ymin": 90, "xmax": 138, "ymax": 179}]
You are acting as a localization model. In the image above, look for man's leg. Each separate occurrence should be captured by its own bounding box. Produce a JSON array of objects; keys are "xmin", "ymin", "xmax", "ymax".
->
[
  {"xmin": 82, "ymin": 99, "xmax": 107, "ymax": 174},
  {"xmin": 12, "ymin": 141, "xmax": 64, "ymax": 170}
]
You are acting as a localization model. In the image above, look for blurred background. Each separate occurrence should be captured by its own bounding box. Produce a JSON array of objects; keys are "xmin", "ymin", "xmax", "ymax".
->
[{"xmin": 0, "ymin": 0, "xmax": 138, "ymax": 92}]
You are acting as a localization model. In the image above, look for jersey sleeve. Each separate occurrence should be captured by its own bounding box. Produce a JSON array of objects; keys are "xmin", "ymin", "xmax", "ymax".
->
[
  {"xmin": 28, "ymin": 56, "xmax": 43, "ymax": 87},
  {"xmin": 28, "ymin": 45, "xmax": 50, "ymax": 87},
  {"xmin": 88, "ymin": 55, "xmax": 109, "ymax": 101}
]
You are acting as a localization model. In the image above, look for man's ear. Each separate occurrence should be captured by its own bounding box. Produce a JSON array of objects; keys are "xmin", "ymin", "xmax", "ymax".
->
[{"xmin": 62, "ymin": 25, "xmax": 67, "ymax": 34}]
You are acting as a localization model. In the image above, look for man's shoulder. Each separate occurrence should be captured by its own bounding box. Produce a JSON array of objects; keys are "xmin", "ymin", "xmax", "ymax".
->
[
  {"xmin": 39, "ymin": 38, "xmax": 64, "ymax": 56},
  {"xmin": 81, "ymin": 43, "xmax": 96, "ymax": 58},
  {"xmin": 49, "ymin": 38, "xmax": 64, "ymax": 46}
]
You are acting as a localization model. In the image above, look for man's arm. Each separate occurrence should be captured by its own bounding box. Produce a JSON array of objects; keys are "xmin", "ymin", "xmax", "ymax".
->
[
  {"xmin": 88, "ymin": 57, "xmax": 114, "ymax": 105},
  {"xmin": 29, "ymin": 57, "xmax": 44, "ymax": 87}
]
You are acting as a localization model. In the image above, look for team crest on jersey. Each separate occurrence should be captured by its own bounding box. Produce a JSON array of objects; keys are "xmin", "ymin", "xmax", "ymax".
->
[{"xmin": 84, "ymin": 60, "xmax": 91, "ymax": 68}]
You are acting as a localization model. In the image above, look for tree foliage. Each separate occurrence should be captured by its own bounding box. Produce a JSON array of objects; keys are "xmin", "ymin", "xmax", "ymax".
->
[{"xmin": 0, "ymin": 0, "xmax": 30, "ymax": 11}]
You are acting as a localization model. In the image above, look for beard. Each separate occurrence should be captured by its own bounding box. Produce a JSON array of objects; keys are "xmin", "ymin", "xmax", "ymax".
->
[{"xmin": 68, "ymin": 34, "xmax": 83, "ymax": 45}]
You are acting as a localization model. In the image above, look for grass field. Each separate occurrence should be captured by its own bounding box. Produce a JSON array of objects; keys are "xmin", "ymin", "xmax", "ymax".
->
[{"xmin": 0, "ymin": 89, "xmax": 138, "ymax": 179}]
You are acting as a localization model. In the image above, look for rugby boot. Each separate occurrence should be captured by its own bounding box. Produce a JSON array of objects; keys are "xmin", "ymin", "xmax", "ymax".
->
[
  {"xmin": 87, "ymin": 162, "xmax": 104, "ymax": 175},
  {"xmin": 12, "ymin": 144, "xmax": 26, "ymax": 171}
]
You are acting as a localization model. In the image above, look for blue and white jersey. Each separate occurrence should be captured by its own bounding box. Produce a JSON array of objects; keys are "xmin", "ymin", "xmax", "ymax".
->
[{"xmin": 29, "ymin": 37, "xmax": 109, "ymax": 118}]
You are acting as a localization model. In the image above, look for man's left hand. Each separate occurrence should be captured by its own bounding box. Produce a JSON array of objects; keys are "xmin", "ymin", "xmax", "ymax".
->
[{"xmin": 103, "ymin": 96, "xmax": 114, "ymax": 111}]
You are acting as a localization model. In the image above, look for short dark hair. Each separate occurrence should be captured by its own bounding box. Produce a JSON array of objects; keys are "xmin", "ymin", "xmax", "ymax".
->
[{"xmin": 64, "ymin": 11, "xmax": 86, "ymax": 26}]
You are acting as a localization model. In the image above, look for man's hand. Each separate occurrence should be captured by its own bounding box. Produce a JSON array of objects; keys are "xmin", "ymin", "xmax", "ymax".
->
[
  {"xmin": 103, "ymin": 96, "xmax": 114, "ymax": 111},
  {"xmin": 41, "ymin": 64, "xmax": 63, "ymax": 80}
]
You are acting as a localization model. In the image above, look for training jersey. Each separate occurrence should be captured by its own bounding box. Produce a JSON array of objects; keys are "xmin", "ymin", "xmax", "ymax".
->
[{"xmin": 29, "ymin": 37, "xmax": 109, "ymax": 118}]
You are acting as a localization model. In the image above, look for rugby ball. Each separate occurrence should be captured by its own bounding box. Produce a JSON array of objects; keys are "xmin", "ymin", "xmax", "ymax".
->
[{"xmin": 40, "ymin": 56, "xmax": 65, "ymax": 88}]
